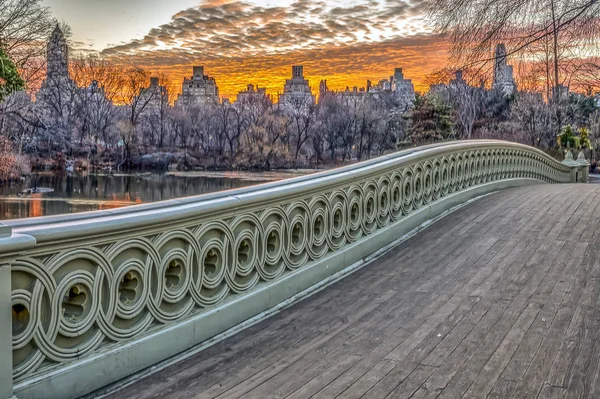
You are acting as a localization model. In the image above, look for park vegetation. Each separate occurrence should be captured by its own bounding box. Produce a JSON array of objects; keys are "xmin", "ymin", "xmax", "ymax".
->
[{"xmin": 2, "ymin": 0, "xmax": 600, "ymax": 177}]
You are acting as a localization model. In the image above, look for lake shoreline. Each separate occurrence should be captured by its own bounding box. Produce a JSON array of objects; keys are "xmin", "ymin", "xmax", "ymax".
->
[{"xmin": 0, "ymin": 169, "xmax": 321, "ymax": 220}]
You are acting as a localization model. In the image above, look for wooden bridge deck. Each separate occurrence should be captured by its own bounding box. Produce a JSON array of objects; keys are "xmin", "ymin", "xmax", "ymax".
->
[{"xmin": 104, "ymin": 184, "xmax": 600, "ymax": 399}]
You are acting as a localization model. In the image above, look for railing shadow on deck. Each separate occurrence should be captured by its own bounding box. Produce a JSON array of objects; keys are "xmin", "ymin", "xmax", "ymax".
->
[{"xmin": 0, "ymin": 140, "xmax": 589, "ymax": 399}]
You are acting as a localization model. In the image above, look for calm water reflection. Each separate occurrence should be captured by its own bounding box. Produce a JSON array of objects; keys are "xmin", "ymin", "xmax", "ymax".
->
[{"xmin": 0, "ymin": 172, "xmax": 281, "ymax": 220}]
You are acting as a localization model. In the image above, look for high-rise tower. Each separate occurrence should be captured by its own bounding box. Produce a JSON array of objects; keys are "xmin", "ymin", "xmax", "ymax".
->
[
  {"xmin": 46, "ymin": 24, "xmax": 70, "ymax": 82},
  {"xmin": 492, "ymin": 44, "xmax": 517, "ymax": 97},
  {"xmin": 278, "ymin": 66, "xmax": 315, "ymax": 107}
]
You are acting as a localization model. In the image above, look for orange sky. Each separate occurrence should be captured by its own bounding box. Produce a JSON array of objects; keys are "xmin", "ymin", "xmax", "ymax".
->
[
  {"xmin": 138, "ymin": 37, "xmax": 448, "ymax": 99},
  {"xmin": 72, "ymin": 0, "xmax": 448, "ymax": 99},
  {"xmin": 47, "ymin": 0, "xmax": 600, "ymax": 101}
]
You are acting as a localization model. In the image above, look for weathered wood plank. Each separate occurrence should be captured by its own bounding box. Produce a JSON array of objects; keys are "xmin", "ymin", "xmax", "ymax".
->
[{"xmin": 461, "ymin": 302, "xmax": 541, "ymax": 398}]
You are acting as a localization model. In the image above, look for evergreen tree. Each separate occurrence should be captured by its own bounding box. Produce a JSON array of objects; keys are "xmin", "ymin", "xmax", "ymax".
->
[
  {"xmin": 0, "ymin": 48, "xmax": 25, "ymax": 100},
  {"xmin": 406, "ymin": 93, "xmax": 455, "ymax": 146}
]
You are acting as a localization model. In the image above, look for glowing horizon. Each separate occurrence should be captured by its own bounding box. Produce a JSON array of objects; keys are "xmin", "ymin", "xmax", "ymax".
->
[{"xmin": 46, "ymin": 0, "xmax": 446, "ymax": 98}]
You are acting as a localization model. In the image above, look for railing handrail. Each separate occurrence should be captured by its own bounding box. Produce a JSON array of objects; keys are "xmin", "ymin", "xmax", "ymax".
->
[
  {"xmin": 5, "ymin": 140, "xmax": 529, "ymax": 229},
  {"xmin": 7, "ymin": 141, "xmax": 566, "ymax": 245}
]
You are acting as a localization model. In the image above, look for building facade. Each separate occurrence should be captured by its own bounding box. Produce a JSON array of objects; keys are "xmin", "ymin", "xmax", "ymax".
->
[
  {"xmin": 318, "ymin": 68, "xmax": 415, "ymax": 108},
  {"xmin": 36, "ymin": 24, "xmax": 78, "ymax": 142},
  {"xmin": 390, "ymin": 68, "xmax": 415, "ymax": 106},
  {"xmin": 278, "ymin": 66, "xmax": 315, "ymax": 107},
  {"xmin": 138, "ymin": 77, "xmax": 168, "ymax": 114},
  {"xmin": 492, "ymin": 44, "xmax": 517, "ymax": 97},
  {"xmin": 175, "ymin": 66, "xmax": 220, "ymax": 106},
  {"xmin": 45, "ymin": 24, "xmax": 70, "ymax": 85},
  {"xmin": 38, "ymin": 24, "xmax": 74, "ymax": 95},
  {"xmin": 236, "ymin": 84, "xmax": 272, "ymax": 104}
]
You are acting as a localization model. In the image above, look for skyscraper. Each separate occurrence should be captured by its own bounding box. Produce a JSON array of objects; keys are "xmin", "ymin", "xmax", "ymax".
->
[
  {"xmin": 46, "ymin": 24, "xmax": 70, "ymax": 84},
  {"xmin": 390, "ymin": 68, "xmax": 415, "ymax": 107},
  {"xmin": 37, "ymin": 24, "xmax": 77, "ymax": 143},
  {"xmin": 492, "ymin": 44, "xmax": 517, "ymax": 97},
  {"xmin": 278, "ymin": 66, "xmax": 315, "ymax": 107},
  {"xmin": 175, "ymin": 66, "xmax": 220, "ymax": 106}
]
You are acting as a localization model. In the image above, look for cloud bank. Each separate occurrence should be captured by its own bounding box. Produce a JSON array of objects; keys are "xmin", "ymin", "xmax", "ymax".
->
[{"xmin": 101, "ymin": 0, "xmax": 446, "ymax": 97}]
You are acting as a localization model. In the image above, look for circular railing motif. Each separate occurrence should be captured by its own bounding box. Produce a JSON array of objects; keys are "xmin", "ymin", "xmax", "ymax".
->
[{"xmin": 9, "ymin": 144, "xmax": 573, "ymax": 381}]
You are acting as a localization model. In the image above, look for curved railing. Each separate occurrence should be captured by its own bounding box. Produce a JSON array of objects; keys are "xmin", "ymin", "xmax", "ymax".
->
[{"xmin": 0, "ymin": 141, "xmax": 584, "ymax": 399}]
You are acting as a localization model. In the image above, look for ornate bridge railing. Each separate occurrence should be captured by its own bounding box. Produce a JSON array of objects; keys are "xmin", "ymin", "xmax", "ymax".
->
[{"xmin": 0, "ymin": 141, "xmax": 586, "ymax": 399}]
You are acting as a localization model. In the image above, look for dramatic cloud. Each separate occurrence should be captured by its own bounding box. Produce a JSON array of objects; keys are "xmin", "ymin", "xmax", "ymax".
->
[{"xmin": 101, "ymin": 0, "xmax": 445, "ymax": 98}]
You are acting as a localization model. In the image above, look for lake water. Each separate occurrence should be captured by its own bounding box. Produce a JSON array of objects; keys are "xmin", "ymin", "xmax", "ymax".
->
[{"xmin": 0, "ymin": 170, "xmax": 314, "ymax": 220}]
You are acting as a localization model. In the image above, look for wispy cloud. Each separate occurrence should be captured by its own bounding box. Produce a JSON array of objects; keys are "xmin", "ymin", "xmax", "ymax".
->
[{"xmin": 101, "ymin": 0, "xmax": 445, "ymax": 97}]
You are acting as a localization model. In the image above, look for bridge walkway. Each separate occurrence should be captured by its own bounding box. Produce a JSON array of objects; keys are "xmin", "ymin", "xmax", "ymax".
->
[{"xmin": 103, "ymin": 184, "xmax": 600, "ymax": 399}]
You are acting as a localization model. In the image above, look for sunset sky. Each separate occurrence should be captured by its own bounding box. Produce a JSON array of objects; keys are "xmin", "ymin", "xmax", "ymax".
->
[{"xmin": 44, "ymin": 0, "xmax": 449, "ymax": 98}]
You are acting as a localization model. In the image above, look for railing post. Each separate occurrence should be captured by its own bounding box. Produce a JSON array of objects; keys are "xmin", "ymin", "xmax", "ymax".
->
[
  {"xmin": 576, "ymin": 151, "xmax": 590, "ymax": 183},
  {"xmin": 0, "ymin": 224, "xmax": 35, "ymax": 399},
  {"xmin": 562, "ymin": 150, "xmax": 579, "ymax": 182},
  {"xmin": 0, "ymin": 259, "xmax": 15, "ymax": 399}
]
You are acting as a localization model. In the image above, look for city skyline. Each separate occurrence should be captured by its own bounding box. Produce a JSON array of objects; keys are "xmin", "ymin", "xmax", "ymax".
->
[{"xmin": 44, "ymin": 0, "xmax": 447, "ymax": 98}]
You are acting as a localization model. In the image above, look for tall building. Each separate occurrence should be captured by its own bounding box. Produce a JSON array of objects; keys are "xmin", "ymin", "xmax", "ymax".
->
[
  {"xmin": 46, "ymin": 24, "xmax": 70, "ymax": 84},
  {"xmin": 138, "ymin": 77, "xmax": 168, "ymax": 113},
  {"xmin": 389, "ymin": 68, "xmax": 415, "ymax": 106},
  {"xmin": 492, "ymin": 44, "xmax": 517, "ymax": 97},
  {"xmin": 37, "ymin": 23, "xmax": 77, "ymax": 135},
  {"xmin": 175, "ymin": 66, "xmax": 220, "ymax": 106},
  {"xmin": 39, "ymin": 24, "xmax": 73, "ymax": 93},
  {"xmin": 236, "ymin": 84, "xmax": 272, "ymax": 104},
  {"xmin": 318, "ymin": 79, "xmax": 340, "ymax": 103},
  {"xmin": 278, "ymin": 66, "xmax": 315, "ymax": 107},
  {"xmin": 375, "ymin": 79, "xmax": 392, "ymax": 92},
  {"xmin": 318, "ymin": 79, "xmax": 330, "ymax": 103}
]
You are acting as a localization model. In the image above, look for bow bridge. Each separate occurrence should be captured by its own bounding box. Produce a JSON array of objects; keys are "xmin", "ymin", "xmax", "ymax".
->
[{"xmin": 0, "ymin": 141, "xmax": 595, "ymax": 399}]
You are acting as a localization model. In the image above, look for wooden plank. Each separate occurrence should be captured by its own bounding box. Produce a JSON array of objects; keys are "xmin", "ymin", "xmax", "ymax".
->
[
  {"xmin": 369, "ymin": 364, "xmax": 436, "ymax": 399},
  {"xmin": 511, "ymin": 306, "xmax": 577, "ymax": 399},
  {"xmin": 546, "ymin": 305, "xmax": 586, "ymax": 388},
  {"xmin": 432, "ymin": 303, "xmax": 527, "ymax": 399},
  {"xmin": 331, "ymin": 360, "xmax": 398, "ymax": 399},
  {"xmin": 461, "ymin": 302, "xmax": 542, "ymax": 398},
  {"xmin": 410, "ymin": 300, "xmax": 510, "ymax": 399},
  {"xmin": 198, "ymin": 289, "xmax": 402, "ymax": 399},
  {"xmin": 537, "ymin": 384, "xmax": 567, "ymax": 399},
  {"xmin": 564, "ymin": 307, "xmax": 600, "ymax": 398},
  {"xmin": 487, "ymin": 378, "xmax": 518, "ymax": 399},
  {"xmin": 339, "ymin": 296, "xmax": 479, "ymax": 398},
  {"xmin": 310, "ymin": 295, "xmax": 456, "ymax": 398},
  {"xmin": 496, "ymin": 303, "xmax": 555, "ymax": 383},
  {"xmin": 221, "ymin": 275, "xmax": 452, "ymax": 399},
  {"xmin": 285, "ymin": 355, "xmax": 360, "ymax": 399},
  {"xmin": 414, "ymin": 236, "xmax": 499, "ymax": 293}
]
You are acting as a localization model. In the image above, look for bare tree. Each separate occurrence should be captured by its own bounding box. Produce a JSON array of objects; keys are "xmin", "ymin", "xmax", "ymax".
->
[
  {"xmin": 70, "ymin": 55, "xmax": 122, "ymax": 149},
  {"xmin": 213, "ymin": 102, "xmax": 245, "ymax": 159},
  {"xmin": 283, "ymin": 101, "xmax": 316, "ymax": 168},
  {"xmin": 425, "ymin": 0, "xmax": 600, "ymax": 98},
  {"xmin": 186, "ymin": 104, "xmax": 212, "ymax": 153},
  {"xmin": 0, "ymin": 0, "xmax": 56, "ymax": 88},
  {"xmin": 115, "ymin": 68, "xmax": 160, "ymax": 165},
  {"xmin": 511, "ymin": 92, "xmax": 554, "ymax": 147},
  {"xmin": 142, "ymin": 73, "xmax": 173, "ymax": 149},
  {"xmin": 36, "ymin": 71, "xmax": 78, "ymax": 154},
  {"xmin": 118, "ymin": 67, "xmax": 156, "ymax": 127},
  {"xmin": 446, "ymin": 79, "xmax": 484, "ymax": 140},
  {"xmin": 318, "ymin": 96, "xmax": 348, "ymax": 162},
  {"xmin": 0, "ymin": 91, "xmax": 41, "ymax": 153},
  {"xmin": 569, "ymin": 60, "xmax": 600, "ymax": 95}
]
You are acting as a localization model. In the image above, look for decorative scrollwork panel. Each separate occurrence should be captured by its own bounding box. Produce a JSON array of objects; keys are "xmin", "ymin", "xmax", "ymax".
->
[{"xmin": 9, "ymin": 143, "xmax": 574, "ymax": 382}]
